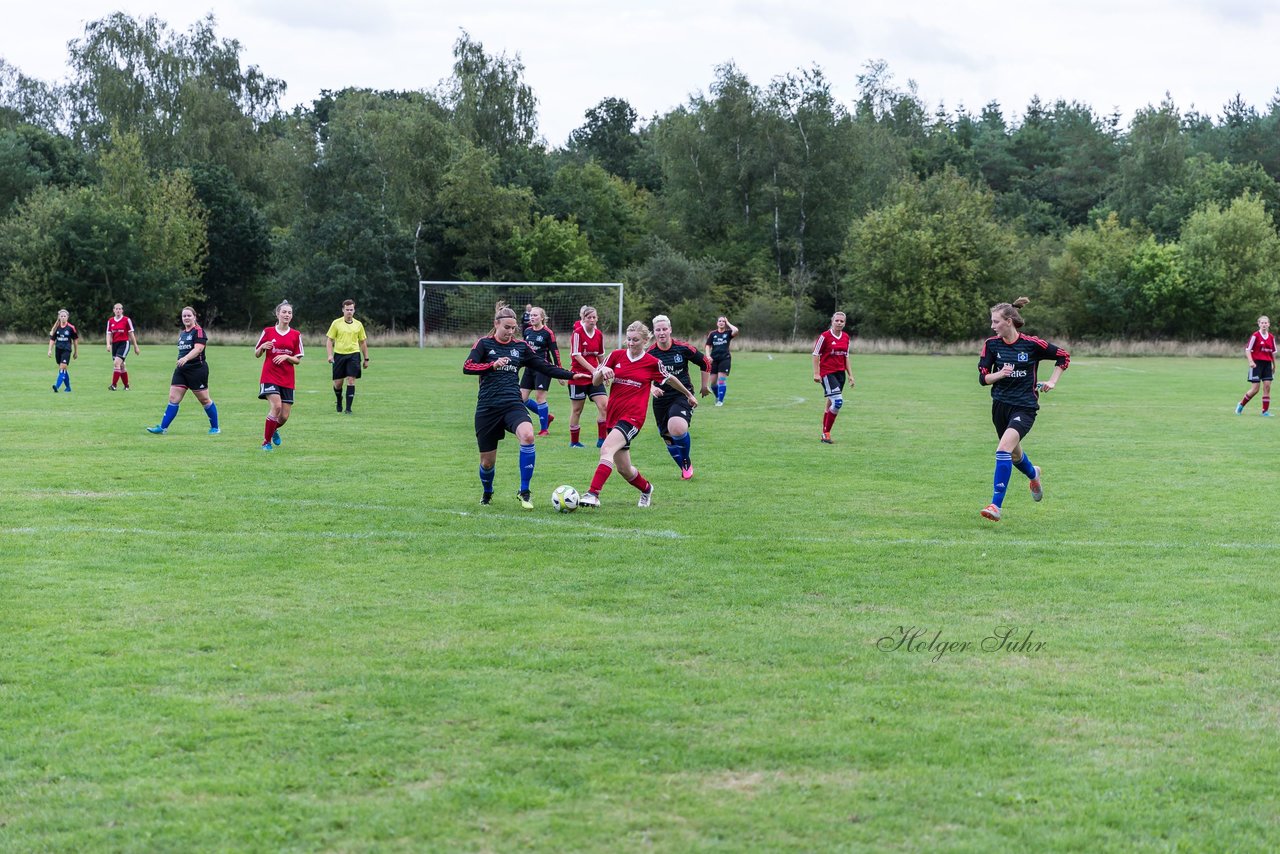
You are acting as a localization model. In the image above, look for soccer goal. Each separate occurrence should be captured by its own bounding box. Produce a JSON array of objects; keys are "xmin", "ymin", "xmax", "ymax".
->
[{"xmin": 418, "ymin": 281, "xmax": 624, "ymax": 348}]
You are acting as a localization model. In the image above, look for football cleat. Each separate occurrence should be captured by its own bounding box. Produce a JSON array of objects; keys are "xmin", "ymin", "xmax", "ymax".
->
[
  {"xmin": 208, "ymin": 427, "xmax": 220, "ymax": 435},
  {"xmin": 517, "ymin": 491, "xmax": 534, "ymax": 510},
  {"xmin": 578, "ymin": 492, "xmax": 600, "ymax": 508},
  {"xmin": 548, "ymin": 412, "xmax": 556, "ymax": 424},
  {"xmin": 145, "ymin": 425, "xmax": 166, "ymax": 434},
  {"xmin": 537, "ymin": 429, "xmax": 550, "ymax": 437},
  {"xmin": 336, "ymin": 401, "xmax": 343, "ymax": 412},
  {"xmin": 638, "ymin": 484, "xmax": 654, "ymax": 508},
  {"xmin": 980, "ymin": 503, "xmax": 1002, "ymax": 521},
  {"xmin": 680, "ymin": 461, "xmax": 694, "ymax": 480},
  {"xmin": 1029, "ymin": 466, "xmax": 1043, "ymax": 502},
  {"xmin": 123, "ymin": 386, "xmax": 129, "ymax": 391},
  {"xmin": 714, "ymin": 400, "xmax": 723, "ymax": 407},
  {"xmin": 570, "ymin": 442, "xmax": 586, "ymax": 448},
  {"xmin": 272, "ymin": 430, "xmax": 282, "ymax": 445},
  {"xmin": 480, "ymin": 492, "xmax": 493, "ymax": 505},
  {"xmin": 261, "ymin": 442, "xmax": 273, "ymax": 451},
  {"xmin": 1264, "ymin": 411, "xmax": 1275, "ymax": 417},
  {"xmin": 1236, "ymin": 403, "xmax": 1245, "ymax": 414},
  {"xmin": 821, "ymin": 431, "xmax": 833, "ymax": 444},
  {"xmin": 109, "ymin": 385, "xmax": 117, "ymax": 391},
  {"xmin": 52, "ymin": 384, "xmax": 59, "ymax": 393}
]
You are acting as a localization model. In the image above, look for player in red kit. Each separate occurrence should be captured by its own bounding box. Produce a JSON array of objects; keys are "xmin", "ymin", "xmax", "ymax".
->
[
  {"xmin": 578, "ymin": 321, "xmax": 699, "ymax": 509},
  {"xmin": 254, "ymin": 300, "xmax": 304, "ymax": 451},
  {"xmin": 1236, "ymin": 315, "xmax": 1276, "ymax": 416},
  {"xmin": 812, "ymin": 311, "xmax": 853, "ymax": 443},
  {"xmin": 105, "ymin": 303, "xmax": 140, "ymax": 390},
  {"xmin": 567, "ymin": 305, "xmax": 610, "ymax": 448}
]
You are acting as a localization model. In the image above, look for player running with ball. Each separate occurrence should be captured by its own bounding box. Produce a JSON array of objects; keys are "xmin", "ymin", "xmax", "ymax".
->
[
  {"xmin": 464, "ymin": 303, "xmax": 590, "ymax": 508},
  {"xmin": 578, "ymin": 321, "xmax": 700, "ymax": 509}
]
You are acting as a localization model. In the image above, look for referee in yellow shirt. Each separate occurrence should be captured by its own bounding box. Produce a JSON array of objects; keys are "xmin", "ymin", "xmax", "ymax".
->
[{"xmin": 325, "ymin": 299, "xmax": 369, "ymax": 413}]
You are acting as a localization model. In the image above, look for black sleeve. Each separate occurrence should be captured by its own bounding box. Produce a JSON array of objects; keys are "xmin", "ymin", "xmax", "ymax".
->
[
  {"xmin": 523, "ymin": 347, "xmax": 577, "ymax": 380},
  {"xmin": 977, "ymin": 340, "xmax": 997, "ymax": 385}
]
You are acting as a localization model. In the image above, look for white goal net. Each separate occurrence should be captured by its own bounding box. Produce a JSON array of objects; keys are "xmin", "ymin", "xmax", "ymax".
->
[{"xmin": 418, "ymin": 281, "xmax": 625, "ymax": 348}]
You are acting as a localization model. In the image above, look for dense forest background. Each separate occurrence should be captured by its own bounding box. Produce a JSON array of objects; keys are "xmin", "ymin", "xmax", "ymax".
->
[{"xmin": 2, "ymin": 13, "xmax": 1279, "ymax": 341}]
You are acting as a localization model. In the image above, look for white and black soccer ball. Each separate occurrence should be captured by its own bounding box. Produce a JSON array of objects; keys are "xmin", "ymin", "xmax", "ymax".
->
[{"xmin": 552, "ymin": 484, "xmax": 580, "ymax": 513}]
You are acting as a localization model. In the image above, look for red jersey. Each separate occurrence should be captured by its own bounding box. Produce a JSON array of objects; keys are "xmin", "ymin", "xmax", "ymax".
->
[
  {"xmin": 602, "ymin": 348, "xmax": 670, "ymax": 430},
  {"xmin": 569, "ymin": 322, "xmax": 606, "ymax": 386},
  {"xmin": 256, "ymin": 325, "xmax": 304, "ymax": 388},
  {"xmin": 107, "ymin": 315, "xmax": 134, "ymax": 343},
  {"xmin": 813, "ymin": 329, "xmax": 850, "ymax": 376},
  {"xmin": 1247, "ymin": 331, "xmax": 1275, "ymax": 363}
]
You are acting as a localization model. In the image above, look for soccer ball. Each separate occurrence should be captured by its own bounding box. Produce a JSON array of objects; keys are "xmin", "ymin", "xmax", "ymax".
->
[{"xmin": 552, "ymin": 484, "xmax": 580, "ymax": 513}]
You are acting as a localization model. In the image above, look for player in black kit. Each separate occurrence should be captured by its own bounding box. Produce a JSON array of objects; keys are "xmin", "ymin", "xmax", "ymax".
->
[
  {"xmin": 977, "ymin": 297, "xmax": 1069, "ymax": 522},
  {"xmin": 649, "ymin": 315, "xmax": 712, "ymax": 479},
  {"xmin": 704, "ymin": 316, "xmax": 738, "ymax": 406},
  {"xmin": 519, "ymin": 306, "xmax": 561, "ymax": 435},
  {"xmin": 464, "ymin": 302, "xmax": 589, "ymax": 509}
]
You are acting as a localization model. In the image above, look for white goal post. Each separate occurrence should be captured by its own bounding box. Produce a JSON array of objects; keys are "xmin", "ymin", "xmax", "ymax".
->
[{"xmin": 418, "ymin": 280, "xmax": 625, "ymax": 348}]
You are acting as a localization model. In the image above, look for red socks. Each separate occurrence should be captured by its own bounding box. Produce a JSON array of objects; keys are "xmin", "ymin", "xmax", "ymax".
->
[
  {"xmin": 626, "ymin": 471, "xmax": 651, "ymax": 493},
  {"xmin": 589, "ymin": 462, "xmax": 613, "ymax": 493},
  {"xmin": 264, "ymin": 416, "xmax": 278, "ymax": 444},
  {"xmin": 570, "ymin": 425, "xmax": 581, "ymax": 444},
  {"xmin": 823, "ymin": 409, "xmax": 837, "ymax": 433},
  {"xmin": 597, "ymin": 421, "xmax": 607, "ymax": 441},
  {"xmin": 111, "ymin": 370, "xmax": 121, "ymax": 387}
]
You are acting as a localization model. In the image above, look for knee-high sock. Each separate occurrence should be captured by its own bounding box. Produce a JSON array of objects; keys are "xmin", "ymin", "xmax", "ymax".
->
[
  {"xmin": 665, "ymin": 437, "xmax": 684, "ymax": 467},
  {"xmin": 479, "ymin": 464, "xmax": 495, "ymax": 494},
  {"xmin": 716, "ymin": 380, "xmax": 726, "ymax": 402},
  {"xmin": 160, "ymin": 402, "xmax": 180, "ymax": 429},
  {"xmin": 992, "ymin": 451, "xmax": 1013, "ymax": 507},
  {"xmin": 518, "ymin": 443, "xmax": 536, "ymax": 492},
  {"xmin": 589, "ymin": 461, "xmax": 614, "ymax": 494},
  {"xmin": 627, "ymin": 471, "xmax": 651, "ymax": 493},
  {"xmin": 204, "ymin": 402, "xmax": 218, "ymax": 429},
  {"xmin": 345, "ymin": 386, "xmax": 355, "ymax": 411},
  {"xmin": 1013, "ymin": 452, "xmax": 1036, "ymax": 480},
  {"xmin": 524, "ymin": 399, "xmax": 539, "ymax": 416},
  {"xmin": 673, "ymin": 432, "xmax": 692, "ymax": 465},
  {"xmin": 264, "ymin": 416, "xmax": 279, "ymax": 444}
]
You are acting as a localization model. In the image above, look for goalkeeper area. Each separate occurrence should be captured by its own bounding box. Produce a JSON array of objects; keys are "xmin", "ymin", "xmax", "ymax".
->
[{"xmin": 419, "ymin": 281, "xmax": 624, "ymax": 348}]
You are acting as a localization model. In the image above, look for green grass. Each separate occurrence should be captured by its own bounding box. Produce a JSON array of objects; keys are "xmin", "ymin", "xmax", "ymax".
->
[{"xmin": 2, "ymin": 343, "xmax": 1277, "ymax": 851}]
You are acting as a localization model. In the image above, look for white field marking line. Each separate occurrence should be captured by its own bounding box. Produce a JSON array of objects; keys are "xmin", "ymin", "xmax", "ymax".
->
[
  {"xmin": 713, "ymin": 395, "xmax": 807, "ymax": 411},
  {"xmin": 0, "ymin": 521, "xmax": 685, "ymax": 540}
]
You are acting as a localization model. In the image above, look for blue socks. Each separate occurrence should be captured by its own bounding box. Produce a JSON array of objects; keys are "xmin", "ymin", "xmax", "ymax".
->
[
  {"xmin": 536, "ymin": 402, "xmax": 550, "ymax": 431},
  {"xmin": 665, "ymin": 438, "xmax": 684, "ymax": 466},
  {"xmin": 519, "ymin": 444, "xmax": 536, "ymax": 492},
  {"xmin": 524, "ymin": 399, "xmax": 539, "ymax": 417},
  {"xmin": 673, "ymin": 432, "xmax": 691, "ymax": 466},
  {"xmin": 479, "ymin": 464, "xmax": 495, "ymax": 495},
  {"xmin": 160, "ymin": 403, "xmax": 180, "ymax": 429},
  {"xmin": 204, "ymin": 402, "xmax": 219, "ymax": 429},
  {"xmin": 1013, "ymin": 452, "xmax": 1036, "ymax": 480},
  {"xmin": 716, "ymin": 380, "xmax": 726, "ymax": 402},
  {"xmin": 54, "ymin": 369, "xmax": 70, "ymax": 390},
  {"xmin": 992, "ymin": 451, "xmax": 1013, "ymax": 507}
]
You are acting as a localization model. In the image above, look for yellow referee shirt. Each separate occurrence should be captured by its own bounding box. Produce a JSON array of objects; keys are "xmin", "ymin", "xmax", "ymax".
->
[{"xmin": 326, "ymin": 317, "xmax": 367, "ymax": 354}]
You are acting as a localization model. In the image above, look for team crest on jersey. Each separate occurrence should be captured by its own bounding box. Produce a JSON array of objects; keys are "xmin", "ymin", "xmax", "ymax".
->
[
  {"xmin": 1017, "ymin": 352, "xmax": 1029, "ymax": 361},
  {"xmin": 511, "ymin": 349, "xmax": 520, "ymax": 358}
]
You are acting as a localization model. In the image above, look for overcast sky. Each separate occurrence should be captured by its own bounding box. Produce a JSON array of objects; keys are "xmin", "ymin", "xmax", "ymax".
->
[{"xmin": 4, "ymin": 1, "xmax": 1279, "ymax": 145}]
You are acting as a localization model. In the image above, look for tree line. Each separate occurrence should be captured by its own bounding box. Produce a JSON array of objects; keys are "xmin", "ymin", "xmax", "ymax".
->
[{"xmin": 1, "ymin": 12, "xmax": 1279, "ymax": 342}]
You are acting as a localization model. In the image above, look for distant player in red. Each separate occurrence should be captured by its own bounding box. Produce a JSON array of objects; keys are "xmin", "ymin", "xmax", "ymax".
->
[
  {"xmin": 1237, "ymin": 315, "xmax": 1276, "ymax": 416},
  {"xmin": 254, "ymin": 300, "xmax": 304, "ymax": 451},
  {"xmin": 567, "ymin": 304, "xmax": 610, "ymax": 448},
  {"xmin": 812, "ymin": 311, "xmax": 853, "ymax": 443},
  {"xmin": 578, "ymin": 321, "xmax": 699, "ymax": 509},
  {"xmin": 105, "ymin": 303, "xmax": 140, "ymax": 390}
]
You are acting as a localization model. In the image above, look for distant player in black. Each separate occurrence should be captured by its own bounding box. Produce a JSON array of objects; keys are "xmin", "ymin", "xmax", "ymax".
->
[
  {"xmin": 464, "ymin": 302, "xmax": 589, "ymax": 509},
  {"xmin": 704, "ymin": 316, "xmax": 738, "ymax": 405},
  {"xmin": 519, "ymin": 306, "xmax": 561, "ymax": 435},
  {"xmin": 977, "ymin": 297, "xmax": 1069, "ymax": 522},
  {"xmin": 146, "ymin": 306, "xmax": 220, "ymax": 435},
  {"xmin": 47, "ymin": 309, "xmax": 78, "ymax": 392},
  {"xmin": 649, "ymin": 315, "xmax": 711, "ymax": 479}
]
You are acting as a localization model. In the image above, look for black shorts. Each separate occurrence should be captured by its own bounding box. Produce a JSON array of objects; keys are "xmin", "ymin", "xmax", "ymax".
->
[
  {"xmin": 821, "ymin": 371, "xmax": 846, "ymax": 398},
  {"xmin": 55, "ymin": 348, "xmax": 72, "ymax": 366},
  {"xmin": 111, "ymin": 341, "xmax": 130, "ymax": 361},
  {"xmin": 475, "ymin": 404, "xmax": 532, "ymax": 452},
  {"xmin": 569, "ymin": 383, "xmax": 607, "ymax": 401},
  {"xmin": 520, "ymin": 365, "xmax": 553, "ymax": 392},
  {"xmin": 711, "ymin": 356, "xmax": 732, "ymax": 375},
  {"xmin": 259, "ymin": 383, "xmax": 295, "ymax": 404},
  {"xmin": 171, "ymin": 361, "xmax": 209, "ymax": 391},
  {"xmin": 992, "ymin": 401, "xmax": 1037, "ymax": 439},
  {"xmin": 609, "ymin": 419, "xmax": 641, "ymax": 450},
  {"xmin": 1249, "ymin": 361, "xmax": 1274, "ymax": 383},
  {"xmin": 653, "ymin": 394, "xmax": 693, "ymax": 441},
  {"xmin": 332, "ymin": 352, "xmax": 362, "ymax": 380}
]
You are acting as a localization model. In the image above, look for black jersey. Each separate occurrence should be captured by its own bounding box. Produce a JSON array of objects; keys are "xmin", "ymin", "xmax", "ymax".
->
[
  {"xmin": 648, "ymin": 340, "xmax": 709, "ymax": 394},
  {"xmin": 706, "ymin": 329, "xmax": 734, "ymax": 360},
  {"xmin": 177, "ymin": 325, "xmax": 208, "ymax": 363},
  {"xmin": 978, "ymin": 333, "xmax": 1069, "ymax": 410},
  {"xmin": 464, "ymin": 336, "xmax": 577, "ymax": 408},
  {"xmin": 50, "ymin": 324, "xmax": 78, "ymax": 348},
  {"xmin": 521, "ymin": 327, "xmax": 561, "ymax": 367}
]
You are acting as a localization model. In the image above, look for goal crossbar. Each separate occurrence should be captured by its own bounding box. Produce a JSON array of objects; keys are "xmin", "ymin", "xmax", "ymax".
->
[{"xmin": 418, "ymin": 280, "xmax": 624, "ymax": 348}]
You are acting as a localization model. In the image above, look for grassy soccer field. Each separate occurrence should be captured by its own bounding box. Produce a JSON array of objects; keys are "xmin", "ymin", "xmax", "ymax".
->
[{"xmin": 1, "ymin": 343, "xmax": 1276, "ymax": 851}]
